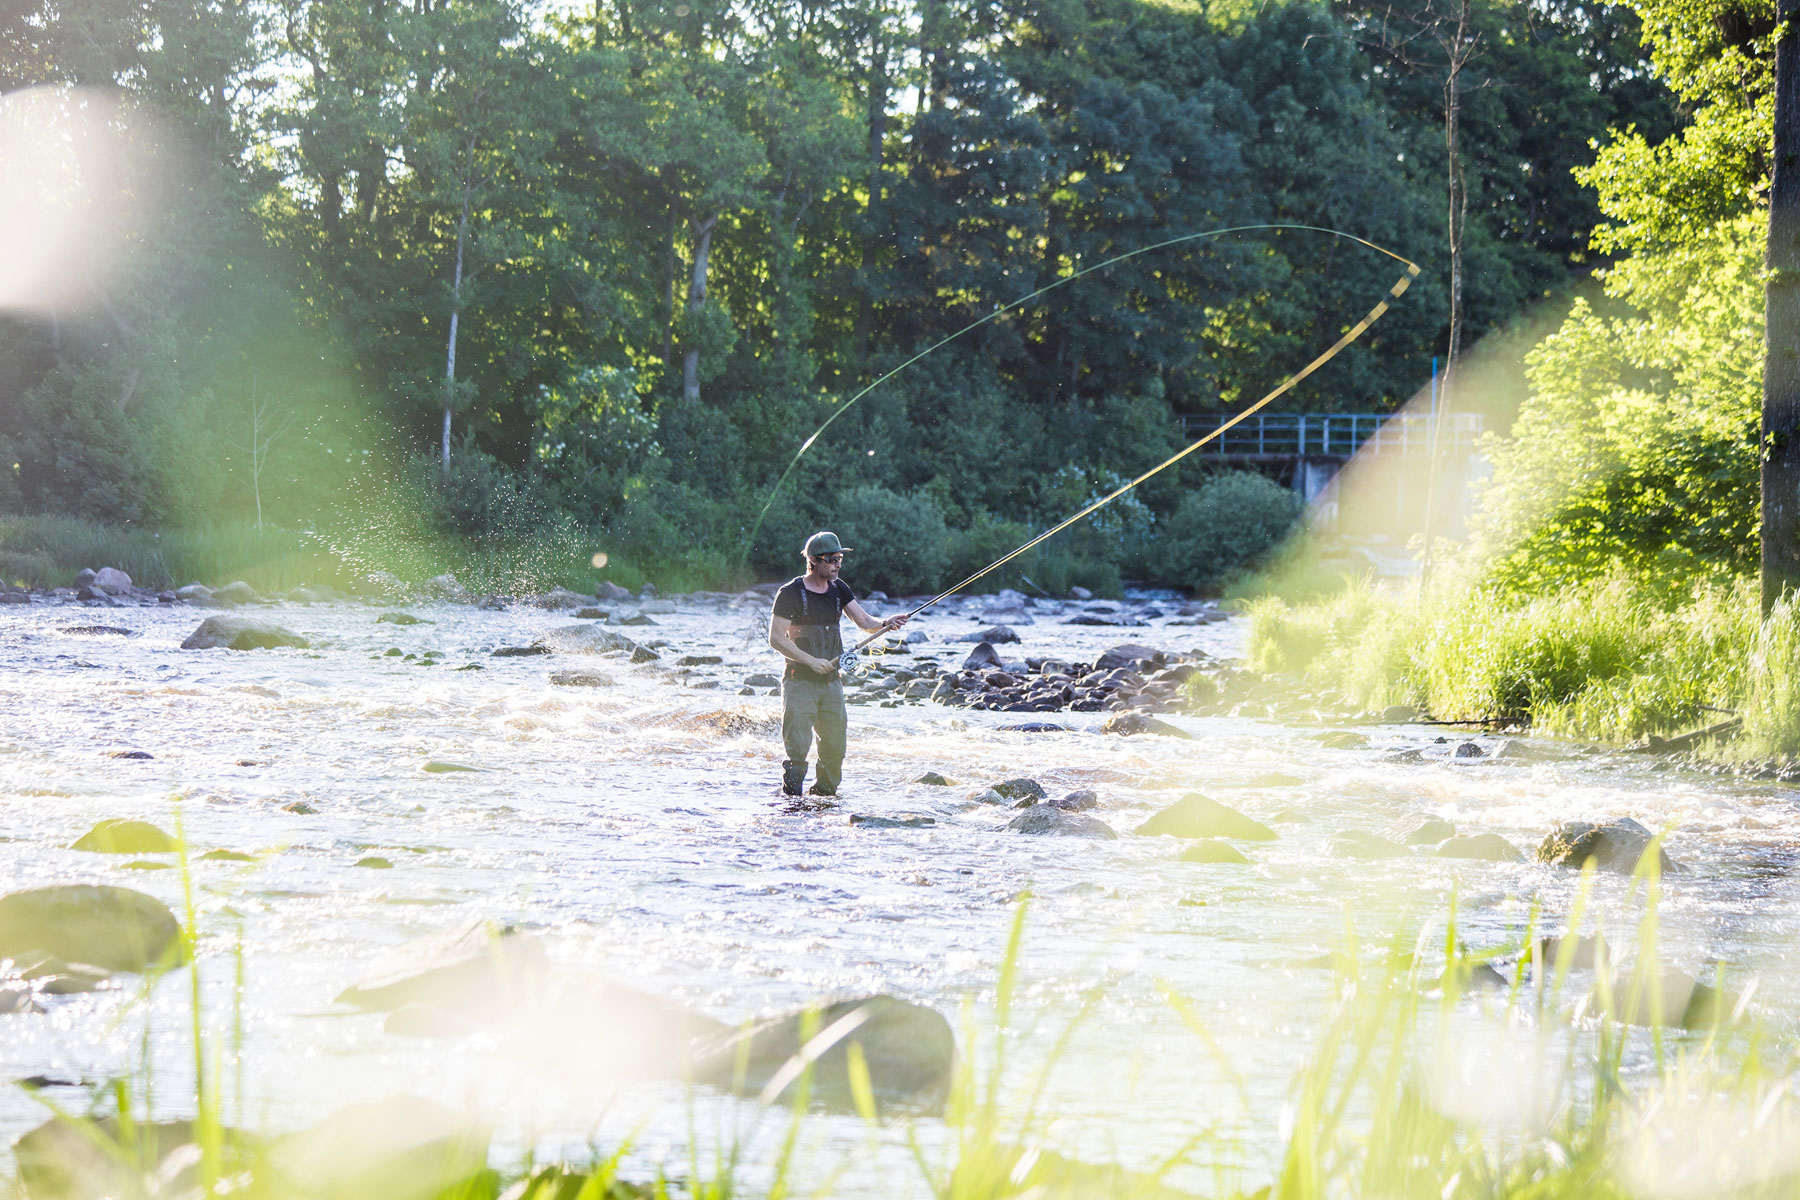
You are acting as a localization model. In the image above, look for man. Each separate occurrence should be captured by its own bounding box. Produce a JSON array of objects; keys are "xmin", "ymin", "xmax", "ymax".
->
[{"xmin": 768, "ymin": 531, "xmax": 908, "ymax": 796}]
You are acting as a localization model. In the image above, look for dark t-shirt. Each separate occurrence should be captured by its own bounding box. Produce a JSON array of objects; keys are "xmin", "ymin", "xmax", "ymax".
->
[{"xmin": 772, "ymin": 577, "xmax": 855, "ymax": 677}]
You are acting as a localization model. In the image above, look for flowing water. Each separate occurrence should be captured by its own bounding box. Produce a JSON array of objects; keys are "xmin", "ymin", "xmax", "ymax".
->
[{"xmin": 3, "ymin": 590, "xmax": 1800, "ymax": 1192}]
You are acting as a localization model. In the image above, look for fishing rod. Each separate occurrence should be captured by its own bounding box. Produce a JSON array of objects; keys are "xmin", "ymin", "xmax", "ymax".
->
[
  {"xmin": 836, "ymin": 250, "xmax": 1421, "ymax": 675},
  {"xmin": 744, "ymin": 224, "xmax": 1421, "ymax": 565}
]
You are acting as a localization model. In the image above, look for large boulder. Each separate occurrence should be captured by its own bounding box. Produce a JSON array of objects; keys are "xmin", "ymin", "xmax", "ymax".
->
[
  {"xmin": 0, "ymin": 885, "xmax": 182, "ymax": 972},
  {"xmin": 954, "ymin": 625, "xmax": 1020, "ymax": 644},
  {"xmin": 961, "ymin": 642, "xmax": 1006, "ymax": 671},
  {"xmin": 524, "ymin": 587, "xmax": 592, "ymax": 611},
  {"xmin": 596, "ymin": 580, "xmax": 633, "ymax": 601},
  {"xmin": 532, "ymin": 623, "xmax": 644, "ymax": 657},
  {"xmin": 1005, "ymin": 807, "xmax": 1117, "ymax": 839},
  {"xmin": 691, "ymin": 994, "xmax": 956, "ymax": 1114},
  {"xmin": 211, "ymin": 580, "xmax": 258, "ymax": 606},
  {"xmin": 336, "ymin": 918, "xmax": 548, "ymax": 1017},
  {"xmin": 180, "ymin": 616, "xmax": 307, "ymax": 651},
  {"xmin": 70, "ymin": 818, "xmax": 176, "ymax": 854},
  {"xmin": 91, "ymin": 567, "xmax": 133, "ymax": 595},
  {"xmin": 1136, "ymin": 794, "xmax": 1276, "ymax": 841},
  {"xmin": 1536, "ymin": 818, "xmax": 1675, "ymax": 875},
  {"xmin": 262, "ymin": 1096, "xmax": 489, "ymax": 1200}
]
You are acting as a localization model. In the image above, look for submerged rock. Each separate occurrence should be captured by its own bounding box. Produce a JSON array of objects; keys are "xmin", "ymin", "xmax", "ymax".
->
[
  {"xmin": 1052, "ymin": 789, "xmax": 1098, "ymax": 811},
  {"xmin": 1594, "ymin": 967, "xmax": 1739, "ymax": 1029},
  {"xmin": 16, "ymin": 1115, "xmax": 250, "ymax": 1200},
  {"xmin": 335, "ymin": 917, "xmax": 548, "ymax": 1017},
  {"xmin": 0, "ymin": 885, "xmax": 182, "ymax": 972},
  {"xmin": 533, "ymin": 623, "xmax": 645, "ymax": 656},
  {"xmin": 1100, "ymin": 712, "xmax": 1191, "ymax": 738},
  {"xmin": 1384, "ymin": 812, "xmax": 1455, "ymax": 846},
  {"xmin": 180, "ymin": 616, "xmax": 306, "ymax": 651},
  {"xmin": 1536, "ymin": 818, "xmax": 1675, "ymax": 875},
  {"xmin": 690, "ymin": 994, "xmax": 956, "ymax": 1114},
  {"xmin": 991, "ymin": 778, "xmax": 1046, "ymax": 802},
  {"xmin": 70, "ymin": 818, "xmax": 177, "ymax": 854},
  {"xmin": 1136, "ymin": 794, "xmax": 1276, "ymax": 841},
  {"xmin": 915, "ymin": 772, "xmax": 952, "ymax": 786},
  {"xmin": 850, "ymin": 814, "xmax": 936, "ymax": 829},
  {"xmin": 1178, "ymin": 839, "xmax": 1249, "ymax": 864},
  {"xmin": 1005, "ymin": 807, "xmax": 1116, "ymax": 839},
  {"xmin": 376, "ymin": 611, "xmax": 430, "ymax": 626},
  {"xmin": 211, "ymin": 580, "xmax": 258, "ymax": 606},
  {"xmin": 1327, "ymin": 830, "xmax": 1409, "ymax": 860},
  {"xmin": 549, "ymin": 671, "xmax": 615, "ymax": 687},
  {"xmin": 1436, "ymin": 833, "xmax": 1524, "ymax": 862}
]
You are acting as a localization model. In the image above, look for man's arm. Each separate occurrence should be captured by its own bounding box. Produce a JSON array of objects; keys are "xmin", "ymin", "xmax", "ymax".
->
[
  {"xmin": 844, "ymin": 599, "xmax": 908, "ymax": 633},
  {"xmin": 770, "ymin": 614, "xmax": 835, "ymax": 675}
]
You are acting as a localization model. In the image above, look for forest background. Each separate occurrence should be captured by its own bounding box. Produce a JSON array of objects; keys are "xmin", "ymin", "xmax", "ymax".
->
[{"xmin": 0, "ymin": 0, "xmax": 1751, "ymax": 601}]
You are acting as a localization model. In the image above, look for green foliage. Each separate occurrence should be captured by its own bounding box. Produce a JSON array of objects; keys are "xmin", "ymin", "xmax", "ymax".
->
[
  {"xmin": 833, "ymin": 485, "xmax": 951, "ymax": 595},
  {"xmin": 1158, "ymin": 470, "xmax": 1305, "ymax": 591}
]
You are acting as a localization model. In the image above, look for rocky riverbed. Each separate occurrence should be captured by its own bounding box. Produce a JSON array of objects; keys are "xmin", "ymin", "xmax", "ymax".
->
[{"xmin": 4, "ymin": 573, "xmax": 1800, "ymax": 1193}]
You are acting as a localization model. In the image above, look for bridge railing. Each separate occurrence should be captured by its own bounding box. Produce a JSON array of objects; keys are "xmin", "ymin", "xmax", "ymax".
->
[{"xmin": 1176, "ymin": 412, "xmax": 1484, "ymax": 457}]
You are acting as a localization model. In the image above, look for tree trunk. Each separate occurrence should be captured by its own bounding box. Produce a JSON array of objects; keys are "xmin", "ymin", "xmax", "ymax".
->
[
  {"xmin": 682, "ymin": 211, "xmax": 720, "ymax": 404},
  {"xmin": 662, "ymin": 198, "xmax": 677, "ymax": 367},
  {"xmin": 1765, "ymin": 0, "xmax": 1800, "ymax": 610},
  {"xmin": 1421, "ymin": 0, "xmax": 1470, "ymax": 575},
  {"xmin": 854, "ymin": 38, "xmax": 889, "ymax": 365},
  {"xmin": 441, "ymin": 181, "xmax": 471, "ymax": 469}
]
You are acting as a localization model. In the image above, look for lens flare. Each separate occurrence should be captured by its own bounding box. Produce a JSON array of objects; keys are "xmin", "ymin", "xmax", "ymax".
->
[{"xmin": 590, "ymin": 552, "xmax": 609, "ymax": 569}]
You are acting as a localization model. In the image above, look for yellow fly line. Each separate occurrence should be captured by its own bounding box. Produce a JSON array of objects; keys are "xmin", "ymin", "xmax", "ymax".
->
[{"xmin": 838, "ymin": 252, "xmax": 1421, "ymax": 668}]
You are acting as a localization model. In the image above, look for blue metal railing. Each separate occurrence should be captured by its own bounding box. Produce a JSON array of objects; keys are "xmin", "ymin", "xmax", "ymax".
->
[{"xmin": 1176, "ymin": 412, "xmax": 1484, "ymax": 457}]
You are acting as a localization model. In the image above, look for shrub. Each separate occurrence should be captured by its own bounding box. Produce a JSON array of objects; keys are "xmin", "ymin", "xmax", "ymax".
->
[
  {"xmin": 833, "ymin": 485, "xmax": 951, "ymax": 595},
  {"xmin": 1159, "ymin": 471, "xmax": 1305, "ymax": 590}
]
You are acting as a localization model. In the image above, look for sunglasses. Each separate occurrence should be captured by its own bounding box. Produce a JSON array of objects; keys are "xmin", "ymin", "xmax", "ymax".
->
[{"xmin": 810, "ymin": 554, "xmax": 843, "ymax": 564}]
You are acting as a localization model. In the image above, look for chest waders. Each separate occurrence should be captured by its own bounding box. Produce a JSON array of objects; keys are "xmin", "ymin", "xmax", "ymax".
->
[{"xmin": 783, "ymin": 581, "xmax": 848, "ymax": 796}]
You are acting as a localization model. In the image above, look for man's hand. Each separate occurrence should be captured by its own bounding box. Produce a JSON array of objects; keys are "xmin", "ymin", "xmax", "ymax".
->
[
  {"xmin": 881, "ymin": 613, "xmax": 909, "ymax": 632},
  {"xmin": 809, "ymin": 655, "xmax": 839, "ymax": 676}
]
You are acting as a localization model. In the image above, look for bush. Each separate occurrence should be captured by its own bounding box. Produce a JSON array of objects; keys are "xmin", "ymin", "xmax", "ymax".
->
[
  {"xmin": 833, "ymin": 485, "xmax": 951, "ymax": 595},
  {"xmin": 1158, "ymin": 471, "xmax": 1305, "ymax": 590},
  {"xmin": 0, "ymin": 548, "xmax": 58, "ymax": 587}
]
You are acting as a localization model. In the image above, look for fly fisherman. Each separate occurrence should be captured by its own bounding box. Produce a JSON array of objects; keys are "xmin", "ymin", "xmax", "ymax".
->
[{"xmin": 768, "ymin": 532, "xmax": 908, "ymax": 796}]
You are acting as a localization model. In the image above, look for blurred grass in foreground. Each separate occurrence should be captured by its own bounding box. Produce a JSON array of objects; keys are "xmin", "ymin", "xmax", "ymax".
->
[
  {"xmin": 1246, "ymin": 570, "xmax": 1800, "ymax": 758},
  {"xmin": 10, "ymin": 839, "xmax": 1792, "ymax": 1200}
]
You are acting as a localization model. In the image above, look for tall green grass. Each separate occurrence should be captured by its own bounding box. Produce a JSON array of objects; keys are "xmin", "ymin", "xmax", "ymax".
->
[{"xmin": 1246, "ymin": 572, "xmax": 1800, "ymax": 755}]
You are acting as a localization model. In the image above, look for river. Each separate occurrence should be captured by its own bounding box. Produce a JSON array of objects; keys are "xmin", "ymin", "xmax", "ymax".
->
[{"xmin": 3, "ymin": 587, "xmax": 1798, "ymax": 1193}]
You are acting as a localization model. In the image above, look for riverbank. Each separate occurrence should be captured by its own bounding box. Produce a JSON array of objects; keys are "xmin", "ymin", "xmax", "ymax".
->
[{"xmin": 3, "ymin": 584, "xmax": 1797, "ymax": 1196}]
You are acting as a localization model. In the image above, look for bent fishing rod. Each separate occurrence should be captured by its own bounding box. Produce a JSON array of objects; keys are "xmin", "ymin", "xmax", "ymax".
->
[{"xmin": 835, "ymin": 248, "xmax": 1421, "ymax": 675}]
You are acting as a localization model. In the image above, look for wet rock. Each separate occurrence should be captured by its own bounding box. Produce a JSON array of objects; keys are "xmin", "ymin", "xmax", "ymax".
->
[
  {"xmin": 0, "ymin": 591, "xmax": 29, "ymax": 605},
  {"xmin": 614, "ymin": 612, "xmax": 657, "ymax": 626},
  {"xmin": 355, "ymin": 856, "xmax": 394, "ymax": 869},
  {"xmin": 916, "ymin": 772, "xmax": 952, "ymax": 786},
  {"xmin": 1595, "ymin": 967, "xmax": 1739, "ymax": 1029},
  {"xmin": 1454, "ymin": 741, "xmax": 1487, "ymax": 759},
  {"xmin": 89, "ymin": 567, "xmax": 133, "ymax": 594},
  {"xmin": 1490, "ymin": 738, "xmax": 1560, "ymax": 761},
  {"xmin": 282, "ymin": 801, "xmax": 318, "ymax": 814},
  {"xmin": 850, "ymin": 815, "xmax": 936, "ymax": 829},
  {"xmin": 492, "ymin": 645, "xmax": 551, "ymax": 657},
  {"xmin": 1326, "ymin": 830, "xmax": 1409, "ymax": 860},
  {"xmin": 550, "ymin": 671, "xmax": 615, "ymax": 687},
  {"xmin": 679, "ymin": 654, "xmax": 723, "ymax": 666},
  {"xmin": 199, "ymin": 848, "xmax": 255, "ymax": 862},
  {"xmin": 745, "ymin": 673, "xmax": 779, "ymax": 688},
  {"xmin": 527, "ymin": 587, "xmax": 592, "ymax": 611},
  {"xmin": 1379, "ymin": 704, "xmax": 1419, "ymax": 723},
  {"xmin": 1094, "ymin": 643, "xmax": 1163, "ymax": 672},
  {"xmin": 70, "ymin": 818, "xmax": 177, "ymax": 854},
  {"xmin": 961, "ymin": 642, "xmax": 1006, "ymax": 671},
  {"xmin": 108, "ymin": 749, "xmax": 153, "ymax": 759},
  {"xmin": 1179, "ymin": 840, "xmax": 1250, "ymax": 864},
  {"xmin": 1005, "ymin": 807, "xmax": 1116, "ymax": 838},
  {"xmin": 1315, "ymin": 730, "xmax": 1368, "ymax": 750},
  {"xmin": 73, "ymin": 568, "xmax": 96, "ymax": 587},
  {"xmin": 1271, "ymin": 809, "xmax": 1311, "ymax": 823},
  {"xmin": 992, "ymin": 778, "xmax": 1046, "ymax": 803},
  {"xmin": 997, "ymin": 722, "xmax": 1069, "ymax": 733},
  {"xmin": 1384, "ymin": 812, "xmax": 1455, "ymax": 846},
  {"xmin": 1100, "ymin": 712, "xmax": 1191, "ymax": 738},
  {"xmin": 174, "ymin": 582, "xmax": 213, "ymax": 602},
  {"xmin": 955, "ymin": 625, "xmax": 1020, "ymax": 644},
  {"xmin": 534, "ymin": 624, "xmax": 645, "ymax": 656},
  {"xmin": 16, "ymin": 1115, "xmax": 250, "ymax": 1200},
  {"xmin": 576, "ymin": 607, "xmax": 608, "ymax": 619},
  {"xmin": 180, "ymin": 616, "xmax": 307, "ymax": 651},
  {"xmin": 0, "ymin": 885, "xmax": 182, "ymax": 972},
  {"xmin": 1436, "ymin": 833, "xmax": 1524, "ymax": 862},
  {"xmin": 264, "ymin": 1096, "xmax": 489, "ymax": 1200},
  {"xmin": 1381, "ymin": 748, "xmax": 1426, "ymax": 764},
  {"xmin": 1052, "ymin": 789, "xmax": 1098, "ymax": 811},
  {"xmin": 377, "ymin": 612, "xmax": 430, "ymax": 626},
  {"xmin": 64, "ymin": 624, "xmax": 135, "ymax": 638},
  {"xmin": 630, "ymin": 646, "xmax": 660, "ymax": 663},
  {"xmin": 212, "ymin": 580, "xmax": 258, "ymax": 606},
  {"xmin": 1244, "ymin": 772, "xmax": 1304, "ymax": 788},
  {"xmin": 336, "ymin": 917, "xmax": 548, "ymax": 1017},
  {"xmin": 597, "ymin": 580, "xmax": 633, "ymax": 601},
  {"xmin": 422, "ymin": 761, "xmax": 480, "ymax": 773},
  {"xmin": 1068, "ymin": 585, "xmax": 1094, "ymax": 600},
  {"xmin": 417, "ymin": 574, "xmax": 469, "ymax": 602},
  {"xmin": 1536, "ymin": 818, "xmax": 1675, "ymax": 875},
  {"xmin": 967, "ymin": 789, "xmax": 1009, "ymax": 805},
  {"xmin": 690, "ymin": 994, "xmax": 956, "ymax": 1114},
  {"xmin": 0, "ymin": 986, "xmax": 40, "ymax": 1013},
  {"xmin": 1137, "ymin": 794, "xmax": 1277, "ymax": 841}
]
